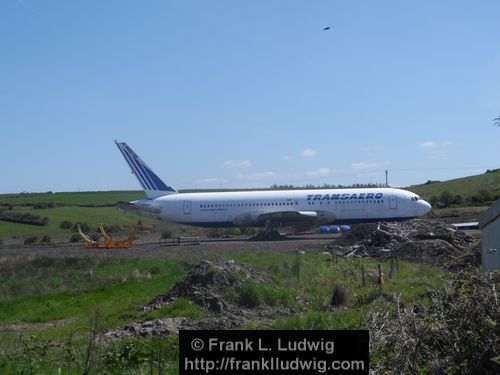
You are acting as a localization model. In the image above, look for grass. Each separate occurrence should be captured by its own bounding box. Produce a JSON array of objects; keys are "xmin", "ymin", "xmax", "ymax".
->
[
  {"xmin": 0, "ymin": 190, "xmax": 151, "ymax": 244},
  {"xmin": 228, "ymin": 251, "xmax": 444, "ymax": 325},
  {"xmin": 408, "ymin": 169, "xmax": 500, "ymax": 201},
  {"xmin": 0, "ymin": 257, "xmax": 188, "ymax": 330},
  {"xmin": 144, "ymin": 298, "xmax": 202, "ymax": 320},
  {"xmin": 0, "ymin": 250, "xmax": 445, "ymax": 374},
  {"xmin": 0, "ymin": 191, "xmax": 146, "ymax": 206},
  {"xmin": 0, "ymin": 206, "xmax": 149, "ymax": 240},
  {"xmin": 0, "ymin": 192, "xmax": 199, "ymax": 245}
]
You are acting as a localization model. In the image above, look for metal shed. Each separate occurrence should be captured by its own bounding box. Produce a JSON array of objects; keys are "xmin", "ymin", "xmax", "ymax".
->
[{"xmin": 479, "ymin": 199, "xmax": 500, "ymax": 272}]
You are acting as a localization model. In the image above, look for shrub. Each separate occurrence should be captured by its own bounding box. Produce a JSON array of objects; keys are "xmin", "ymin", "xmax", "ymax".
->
[
  {"xmin": 453, "ymin": 194, "xmax": 464, "ymax": 205},
  {"xmin": 0, "ymin": 212, "xmax": 48, "ymax": 226},
  {"xmin": 40, "ymin": 235, "xmax": 51, "ymax": 244},
  {"xmin": 370, "ymin": 271, "xmax": 500, "ymax": 374},
  {"xmin": 70, "ymin": 234, "xmax": 81, "ymax": 243},
  {"xmin": 238, "ymin": 280, "xmax": 263, "ymax": 308},
  {"xmin": 24, "ymin": 236, "xmax": 38, "ymax": 245},
  {"xmin": 262, "ymin": 287, "xmax": 294, "ymax": 307},
  {"xmin": 440, "ymin": 191, "xmax": 453, "ymax": 208},
  {"xmin": 330, "ymin": 285, "xmax": 349, "ymax": 306},
  {"xmin": 72, "ymin": 222, "xmax": 89, "ymax": 233},
  {"xmin": 430, "ymin": 196, "xmax": 439, "ymax": 207},
  {"xmin": 148, "ymin": 266, "xmax": 161, "ymax": 275},
  {"xmin": 355, "ymin": 286, "xmax": 382, "ymax": 305},
  {"xmin": 59, "ymin": 220, "xmax": 73, "ymax": 230},
  {"xmin": 207, "ymin": 228, "xmax": 241, "ymax": 238},
  {"xmin": 161, "ymin": 230, "xmax": 173, "ymax": 240}
]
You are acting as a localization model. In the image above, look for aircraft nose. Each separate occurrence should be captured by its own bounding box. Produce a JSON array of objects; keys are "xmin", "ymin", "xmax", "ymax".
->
[{"xmin": 419, "ymin": 200, "xmax": 432, "ymax": 215}]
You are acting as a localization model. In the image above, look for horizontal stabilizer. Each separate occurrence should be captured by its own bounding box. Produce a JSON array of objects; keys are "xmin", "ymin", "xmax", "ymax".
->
[{"xmin": 116, "ymin": 201, "xmax": 163, "ymax": 220}]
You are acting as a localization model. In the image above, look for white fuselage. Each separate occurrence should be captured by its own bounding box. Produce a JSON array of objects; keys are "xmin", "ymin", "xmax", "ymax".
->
[
  {"xmin": 114, "ymin": 141, "xmax": 431, "ymax": 229},
  {"xmin": 135, "ymin": 187, "xmax": 431, "ymax": 228}
]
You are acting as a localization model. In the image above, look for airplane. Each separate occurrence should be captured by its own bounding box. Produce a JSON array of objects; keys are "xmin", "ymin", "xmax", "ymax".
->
[{"xmin": 115, "ymin": 141, "xmax": 432, "ymax": 232}]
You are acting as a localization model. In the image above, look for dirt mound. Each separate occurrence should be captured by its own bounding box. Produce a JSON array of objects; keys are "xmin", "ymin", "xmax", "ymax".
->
[
  {"xmin": 142, "ymin": 259, "xmax": 271, "ymax": 312},
  {"xmin": 140, "ymin": 259, "xmax": 294, "ymax": 330},
  {"xmin": 329, "ymin": 220, "xmax": 479, "ymax": 266}
]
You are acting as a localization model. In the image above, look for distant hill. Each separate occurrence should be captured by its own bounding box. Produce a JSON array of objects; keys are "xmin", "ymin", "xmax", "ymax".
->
[{"xmin": 407, "ymin": 169, "xmax": 500, "ymax": 206}]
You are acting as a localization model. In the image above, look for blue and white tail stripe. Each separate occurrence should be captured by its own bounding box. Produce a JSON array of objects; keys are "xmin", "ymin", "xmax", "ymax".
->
[{"xmin": 115, "ymin": 141, "xmax": 177, "ymax": 198}]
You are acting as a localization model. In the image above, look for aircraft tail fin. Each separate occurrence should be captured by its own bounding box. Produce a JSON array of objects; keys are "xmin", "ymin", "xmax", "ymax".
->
[{"xmin": 115, "ymin": 141, "xmax": 177, "ymax": 198}]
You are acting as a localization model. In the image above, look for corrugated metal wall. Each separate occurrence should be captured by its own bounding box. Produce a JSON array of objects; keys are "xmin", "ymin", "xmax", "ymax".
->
[{"xmin": 482, "ymin": 219, "xmax": 500, "ymax": 272}]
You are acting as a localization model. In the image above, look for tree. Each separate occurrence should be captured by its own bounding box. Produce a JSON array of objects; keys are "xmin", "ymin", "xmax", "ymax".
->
[
  {"xmin": 440, "ymin": 191, "xmax": 453, "ymax": 208},
  {"xmin": 430, "ymin": 195, "xmax": 439, "ymax": 207},
  {"xmin": 453, "ymin": 194, "xmax": 464, "ymax": 205}
]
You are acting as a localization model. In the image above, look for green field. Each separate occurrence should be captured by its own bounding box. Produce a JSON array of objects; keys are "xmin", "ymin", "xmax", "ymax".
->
[
  {"xmin": 0, "ymin": 206, "xmax": 149, "ymax": 240},
  {"xmin": 0, "ymin": 253, "xmax": 445, "ymax": 374},
  {"xmin": 408, "ymin": 169, "xmax": 500, "ymax": 202},
  {"xmin": 0, "ymin": 191, "xmax": 176, "ymax": 245},
  {"xmin": 1, "ymin": 169, "xmax": 499, "ymax": 245},
  {"xmin": 0, "ymin": 191, "xmax": 146, "ymax": 206}
]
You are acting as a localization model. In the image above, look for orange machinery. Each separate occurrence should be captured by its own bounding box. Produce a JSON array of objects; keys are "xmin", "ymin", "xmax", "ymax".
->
[{"xmin": 77, "ymin": 225, "xmax": 137, "ymax": 249}]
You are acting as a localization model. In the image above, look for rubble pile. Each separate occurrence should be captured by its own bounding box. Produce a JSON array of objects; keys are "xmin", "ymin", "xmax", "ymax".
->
[
  {"xmin": 446, "ymin": 240, "xmax": 482, "ymax": 271},
  {"xmin": 141, "ymin": 259, "xmax": 272, "ymax": 313},
  {"xmin": 105, "ymin": 317, "xmax": 187, "ymax": 339},
  {"xmin": 136, "ymin": 260, "xmax": 294, "ymax": 331},
  {"xmin": 107, "ymin": 260, "xmax": 290, "ymax": 337},
  {"xmin": 328, "ymin": 220, "xmax": 479, "ymax": 267}
]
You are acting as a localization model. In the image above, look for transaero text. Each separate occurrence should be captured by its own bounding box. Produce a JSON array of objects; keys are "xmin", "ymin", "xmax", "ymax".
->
[{"xmin": 307, "ymin": 193, "xmax": 384, "ymax": 201}]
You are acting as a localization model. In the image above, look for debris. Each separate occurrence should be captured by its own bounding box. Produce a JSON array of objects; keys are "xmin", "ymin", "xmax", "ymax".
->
[
  {"xmin": 109, "ymin": 259, "xmax": 298, "ymax": 334},
  {"xmin": 327, "ymin": 220, "xmax": 479, "ymax": 267},
  {"xmin": 105, "ymin": 317, "xmax": 187, "ymax": 339}
]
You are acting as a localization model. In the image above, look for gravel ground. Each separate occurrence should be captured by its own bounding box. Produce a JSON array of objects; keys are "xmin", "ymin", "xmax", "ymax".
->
[{"xmin": 0, "ymin": 234, "xmax": 341, "ymax": 261}]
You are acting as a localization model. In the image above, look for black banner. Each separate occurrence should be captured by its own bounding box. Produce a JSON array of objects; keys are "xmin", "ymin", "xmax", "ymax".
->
[{"xmin": 180, "ymin": 330, "xmax": 369, "ymax": 374}]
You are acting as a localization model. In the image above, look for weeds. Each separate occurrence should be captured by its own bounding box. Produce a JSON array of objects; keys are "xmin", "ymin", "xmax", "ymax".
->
[
  {"xmin": 0, "ymin": 252, "xmax": 448, "ymax": 373},
  {"xmin": 370, "ymin": 271, "xmax": 500, "ymax": 374}
]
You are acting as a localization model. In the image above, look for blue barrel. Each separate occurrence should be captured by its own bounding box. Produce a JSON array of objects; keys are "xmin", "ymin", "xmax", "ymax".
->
[
  {"xmin": 320, "ymin": 225, "xmax": 330, "ymax": 234},
  {"xmin": 329, "ymin": 225, "xmax": 340, "ymax": 233}
]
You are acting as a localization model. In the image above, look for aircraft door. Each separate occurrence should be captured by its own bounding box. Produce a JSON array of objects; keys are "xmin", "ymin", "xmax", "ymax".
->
[
  {"xmin": 389, "ymin": 196, "xmax": 397, "ymax": 209},
  {"xmin": 183, "ymin": 201, "xmax": 192, "ymax": 214}
]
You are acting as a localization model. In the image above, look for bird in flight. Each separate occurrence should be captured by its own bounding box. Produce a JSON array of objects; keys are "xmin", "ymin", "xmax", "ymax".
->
[{"xmin": 323, "ymin": 27, "xmax": 331, "ymax": 30}]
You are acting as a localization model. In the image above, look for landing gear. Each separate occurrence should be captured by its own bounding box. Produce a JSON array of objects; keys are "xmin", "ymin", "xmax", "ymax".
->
[
  {"xmin": 248, "ymin": 220, "xmax": 286, "ymax": 241},
  {"xmin": 265, "ymin": 219, "xmax": 272, "ymax": 238}
]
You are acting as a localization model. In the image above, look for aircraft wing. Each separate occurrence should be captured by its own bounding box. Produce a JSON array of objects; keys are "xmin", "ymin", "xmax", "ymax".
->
[
  {"xmin": 255, "ymin": 210, "xmax": 336, "ymax": 226},
  {"xmin": 116, "ymin": 201, "xmax": 163, "ymax": 220}
]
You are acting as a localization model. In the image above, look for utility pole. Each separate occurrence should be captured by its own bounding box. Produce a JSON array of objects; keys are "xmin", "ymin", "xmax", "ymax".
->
[{"xmin": 385, "ymin": 170, "xmax": 388, "ymax": 187}]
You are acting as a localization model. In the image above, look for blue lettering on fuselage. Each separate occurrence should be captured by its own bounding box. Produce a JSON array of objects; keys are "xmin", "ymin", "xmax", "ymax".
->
[{"xmin": 306, "ymin": 193, "xmax": 384, "ymax": 200}]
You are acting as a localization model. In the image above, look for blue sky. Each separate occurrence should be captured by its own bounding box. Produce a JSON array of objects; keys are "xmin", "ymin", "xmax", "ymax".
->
[{"xmin": 1, "ymin": 0, "xmax": 499, "ymax": 193}]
